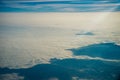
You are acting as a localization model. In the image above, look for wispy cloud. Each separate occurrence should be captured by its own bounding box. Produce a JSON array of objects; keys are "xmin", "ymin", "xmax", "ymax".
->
[
  {"xmin": 0, "ymin": 0, "xmax": 120, "ymax": 12},
  {"xmin": 0, "ymin": 73, "xmax": 24, "ymax": 80}
]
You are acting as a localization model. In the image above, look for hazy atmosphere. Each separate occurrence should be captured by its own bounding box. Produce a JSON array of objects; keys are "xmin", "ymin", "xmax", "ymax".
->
[{"xmin": 0, "ymin": 0, "xmax": 120, "ymax": 80}]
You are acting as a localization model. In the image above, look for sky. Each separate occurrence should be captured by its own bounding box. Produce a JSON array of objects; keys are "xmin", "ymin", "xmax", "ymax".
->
[{"xmin": 0, "ymin": 0, "xmax": 120, "ymax": 12}]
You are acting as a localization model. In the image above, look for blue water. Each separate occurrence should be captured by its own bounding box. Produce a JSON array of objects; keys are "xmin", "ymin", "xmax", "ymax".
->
[
  {"xmin": 0, "ymin": 59, "xmax": 120, "ymax": 80},
  {"xmin": 68, "ymin": 43, "xmax": 120, "ymax": 59},
  {"xmin": 0, "ymin": 43, "xmax": 120, "ymax": 80},
  {"xmin": 76, "ymin": 32, "xmax": 94, "ymax": 36}
]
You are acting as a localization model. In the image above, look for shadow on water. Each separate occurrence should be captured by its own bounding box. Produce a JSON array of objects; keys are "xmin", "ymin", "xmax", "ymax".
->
[
  {"xmin": 0, "ymin": 59, "xmax": 120, "ymax": 80},
  {"xmin": 0, "ymin": 43, "xmax": 120, "ymax": 80},
  {"xmin": 117, "ymin": 74, "xmax": 120, "ymax": 80},
  {"xmin": 0, "ymin": 64, "xmax": 80, "ymax": 80},
  {"xmin": 67, "ymin": 43, "xmax": 120, "ymax": 59},
  {"xmin": 76, "ymin": 32, "xmax": 94, "ymax": 36}
]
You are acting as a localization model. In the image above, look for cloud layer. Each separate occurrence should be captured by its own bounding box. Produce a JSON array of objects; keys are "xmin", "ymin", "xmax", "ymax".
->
[
  {"xmin": 0, "ymin": 12, "xmax": 120, "ymax": 68},
  {"xmin": 0, "ymin": 0, "xmax": 120, "ymax": 12}
]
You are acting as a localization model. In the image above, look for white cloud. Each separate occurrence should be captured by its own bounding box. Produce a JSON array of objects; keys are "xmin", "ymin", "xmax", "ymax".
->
[
  {"xmin": 0, "ymin": 12, "xmax": 120, "ymax": 68},
  {"xmin": 60, "ymin": 7, "xmax": 77, "ymax": 11},
  {"xmin": 72, "ymin": 56, "xmax": 120, "ymax": 62},
  {"xmin": 0, "ymin": 73, "xmax": 24, "ymax": 80},
  {"xmin": 1, "ymin": 0, "xmax": 120, "ymax": 12}
]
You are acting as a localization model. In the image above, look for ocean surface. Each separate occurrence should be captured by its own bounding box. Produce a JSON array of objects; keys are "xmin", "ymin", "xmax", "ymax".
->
[{"xmin": 0, "ymin": 13, "xmax": 120, "ymax": 80}]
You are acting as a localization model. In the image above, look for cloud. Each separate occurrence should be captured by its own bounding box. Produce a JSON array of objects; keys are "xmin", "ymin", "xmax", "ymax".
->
[
  {"xmin": 72, "ymin": 55, "xmax": 120, "ymax": 62},
  {"xmin": 0, "ymin": 58, "xmax": 120, "ymax": 80},
  {"xmin": 0, "ymin": 73, "xmax": 24, "ymax": 80},
  {"xmin": 76, "ymin": 32, "xmax": 94, "ymax": 36},
  {"xmin": 0, "ymin": 0, "xmax": 120, "ymax": 12},
  {"xmin": 60, "ymin": 7, "xmax": 77, "ymax": 12},
  {"xmin": 0, "ymin": 12, "xmax": 120, "ymax": 68}
]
